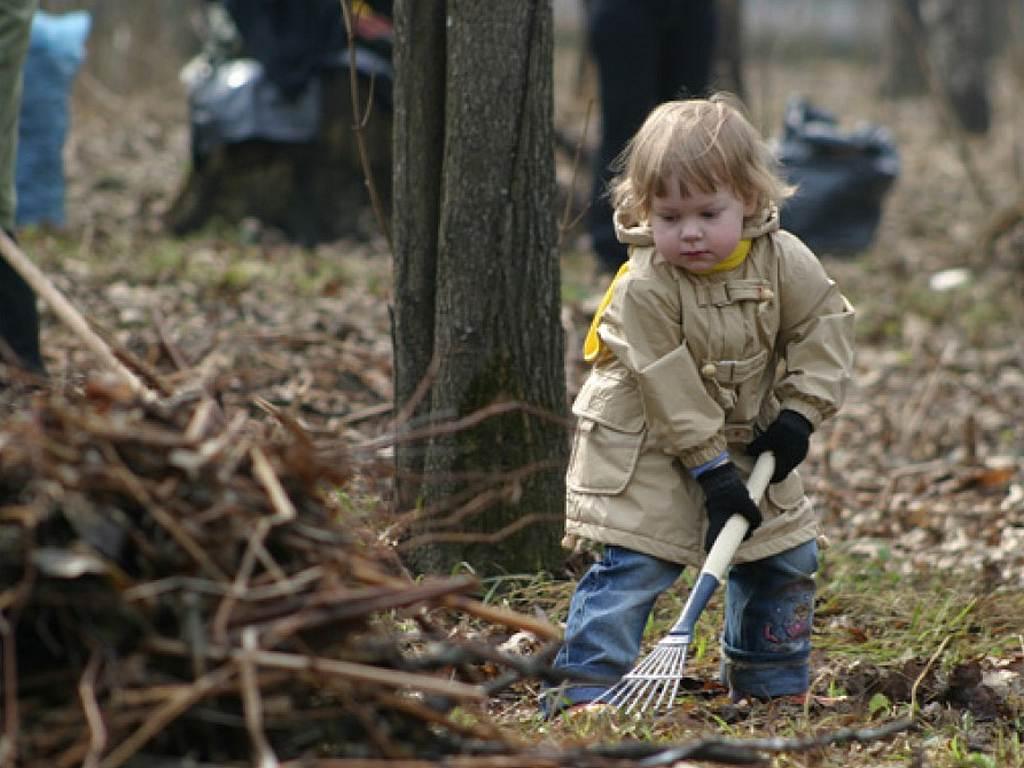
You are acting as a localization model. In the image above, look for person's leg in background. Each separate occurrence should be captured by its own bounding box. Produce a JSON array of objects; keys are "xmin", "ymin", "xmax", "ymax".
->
[
  {"xmin": 720, "ymin": 539, "xmax": 819, "ymax": 700},
  {"xmin": 585, "ymin": 0, "xmax": 662, "ymax": 276},
  {"xmin": 585, "ymin": 0, "xmax": 719, "ymax": 276},
  {"xmin": 658, "ymin": 0, "xmax": 717, "ymax": 103},
  {"xmin": 0, "ymin": 0, "xmax": 46, "ymax": 376}
]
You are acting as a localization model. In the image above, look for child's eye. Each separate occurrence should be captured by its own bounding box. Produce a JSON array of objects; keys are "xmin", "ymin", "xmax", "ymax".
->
[{"xmin": 702, "ymin": 210, "xmax": 721, "ymax": 220}]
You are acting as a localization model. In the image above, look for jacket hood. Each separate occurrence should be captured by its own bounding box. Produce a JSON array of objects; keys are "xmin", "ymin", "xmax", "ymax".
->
[{"xmin": 613, "ymin": 203, "xmax": 781, "ymax": 247}]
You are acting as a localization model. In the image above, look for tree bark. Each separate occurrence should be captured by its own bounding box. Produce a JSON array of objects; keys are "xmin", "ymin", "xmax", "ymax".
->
[
  {"xmin": 712, "ymin": 0, "xmax": 746, "ymax": 102},
  {"xmin": 392, "ymin": 0, "xmax": 568, "ymax": 576},
  {"xmin": 918, "ymin": 0, "xmax": 994, "ymax": 134},
  {"xmin": 882, "ymin": 0, "xmax": 997, "ymax": 134}
]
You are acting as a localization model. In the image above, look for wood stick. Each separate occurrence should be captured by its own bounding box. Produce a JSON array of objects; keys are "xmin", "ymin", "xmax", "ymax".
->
[
  {"xmin": 349, "ymin": 560, "xmax": 561, "ymax": 641},
  {"xmin": 98, "ymin": 664, "xmax": 236, "ymax": 768},
  {"xmin": 79, "ymin": 651, "xmax": 106, "ymax": 768},
  {"xmin": 0, "ymin": 230, "xmax": 155, "ymax": 402},
  {"xmin": 239, "ymin": 628, "xmax": 279, "ymax": 768},
  {"xmin": 146, "ymin": 638, "xmax": 488, "ymax": 701}
]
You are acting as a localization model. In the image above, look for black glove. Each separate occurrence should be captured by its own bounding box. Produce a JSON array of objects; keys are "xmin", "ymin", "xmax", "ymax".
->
[
  {"xmin": 746, "ymin": 410, "xmax": 812, "ymax": 483},
  {"xmin": 697, "ymin": 463, "xmax": 762, "ymax": 553}
]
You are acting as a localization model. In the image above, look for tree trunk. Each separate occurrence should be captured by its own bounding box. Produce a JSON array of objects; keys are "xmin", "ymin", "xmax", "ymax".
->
[
  {"xmin": 392, "ymin": 0, "xmax": 568, "ymax": 577},
  {"xmin": 919, "ymin": 0, "xmax": 994, "ymax": 134},
  {"xmin": 712, "ymin": 0, "xmax": 746, "ymax": 102},
  {"xmin": 882, "ymin": 0, "xmax": 996, "ymax": 134},
  {"xmin": 881, "ymin": 0, "xmax": 928, "ymax": 97}
]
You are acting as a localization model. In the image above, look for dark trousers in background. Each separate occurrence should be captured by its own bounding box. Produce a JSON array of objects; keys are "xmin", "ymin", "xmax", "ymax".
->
[
  {"xmin": 0, "ymin": 234, "xmax": 44, "ymax": 375},
  {"xmin": 586, "ymin": 0, "xmax": 717, "ymax": 274}
]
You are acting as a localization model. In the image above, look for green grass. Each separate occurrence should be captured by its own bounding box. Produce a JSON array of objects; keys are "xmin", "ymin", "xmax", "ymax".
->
[{"xmin": 491, "ymin": 545, "xmax": 1024, "ymax": 768}]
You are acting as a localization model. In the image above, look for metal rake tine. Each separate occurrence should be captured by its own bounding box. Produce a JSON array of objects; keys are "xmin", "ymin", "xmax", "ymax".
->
[
  {"xmin": 643, "ymin": 651, "xmax": 675, "ymax": 716},
  {"xmin": 623, "ymin": 675, "xmax": 654, "ymax": 714},
  {"xmin": 601, "ymin": 680, "xmax": 628, "ymax": 708},
  {"xmin": 650, "ymin": 648, "xmax": 683, "ymax": 711},
  {"xmin": 602, "ymin": 675, "xmax": 637, "ymax": 708},
  {"xmin": 665, "ymin": 643, "xmax": 689, "ymax": 707},
  {"xmin": 627, "ymin": 646, "xmax": 663, "ymax": 677},
  {"xmin": 636, "ymin": 649, "xmax": 671, "ymax": 712},
  {"xmin": 636, "ymin": 646, "xmax": 676, "ymax": 713},
  {"xmin": 607, "ymin": 652, "xmax": 657, "ymax": 711}
]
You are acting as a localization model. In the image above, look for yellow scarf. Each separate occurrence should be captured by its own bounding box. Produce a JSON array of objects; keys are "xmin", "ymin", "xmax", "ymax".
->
[
  {"xmin": 702, "ymin": 238, "xmax": 751, "ymax": 274},
  {"xmin": 582, "ymin": 239, "xmax": 751, "ymax": 362}
]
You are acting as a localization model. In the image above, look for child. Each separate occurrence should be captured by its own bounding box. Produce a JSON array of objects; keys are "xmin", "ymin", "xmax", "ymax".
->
[{"xmin": 547, "ymin": 94, "xmax": 855, "ymax": 714}]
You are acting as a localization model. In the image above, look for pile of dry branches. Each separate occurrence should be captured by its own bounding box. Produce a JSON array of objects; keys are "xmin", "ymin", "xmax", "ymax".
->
[{"xmin": 0, "ymin": 380, "xmax": 561, "ymax": 767}]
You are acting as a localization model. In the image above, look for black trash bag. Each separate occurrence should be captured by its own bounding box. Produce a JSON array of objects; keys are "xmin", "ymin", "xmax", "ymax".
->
[{"xmin": 775, "ymin": 98, "xmax": 900, "ymax": 256}]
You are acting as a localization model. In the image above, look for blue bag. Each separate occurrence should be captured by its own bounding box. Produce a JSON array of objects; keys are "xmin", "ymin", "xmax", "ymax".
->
[{"xmin": 15, "ymin": 10, "xmax": 92, "ymax": 227}]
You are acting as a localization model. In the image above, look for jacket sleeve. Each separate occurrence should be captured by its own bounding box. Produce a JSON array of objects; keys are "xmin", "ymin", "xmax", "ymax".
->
[
  {"xmin": 598, "ymin": 266, "xmax": 728, "ymax": 467},
  {"xmin": 773, "ymin": 235, "xmax": 856, "ymax": 429}
]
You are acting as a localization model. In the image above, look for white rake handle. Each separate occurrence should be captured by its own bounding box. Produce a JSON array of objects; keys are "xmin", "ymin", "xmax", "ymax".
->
[
  {"xmin": 702, "ymin": 451, "xmax": 775, "ymax": 581},
  {"xmin": 664, "ymin": 451, "xmax": 775, "ymax": 640}
]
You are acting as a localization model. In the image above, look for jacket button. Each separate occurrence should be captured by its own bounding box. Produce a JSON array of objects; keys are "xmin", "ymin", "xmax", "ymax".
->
[{"xmin": 701, "ymin": 363, "xmax": 717, "ymax": 378}]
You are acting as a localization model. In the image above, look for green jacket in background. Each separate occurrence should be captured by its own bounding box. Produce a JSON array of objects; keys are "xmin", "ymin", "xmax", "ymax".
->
[
  {"xmin": 0, "ymin": 0, "xmax": 36, "ymax": 231},
  {"xmin": 564, "ymin": 204, "xmax": 856, "ymax": 567}
]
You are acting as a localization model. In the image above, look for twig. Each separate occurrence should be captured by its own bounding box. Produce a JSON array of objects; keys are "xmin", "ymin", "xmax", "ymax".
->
[
  {"xmin": 147, "ymin": 638, "xmax": 489, "ymax": 702},
  {"xmin": 338, "ymin": 0, "xmax": 393, "ymax": 250},
  {"xmin": 122, "ymin": 567, "xmax": 326, "ymax": 603},
  {"xmin": 357, "ymin": 399, "xmax": 572, "ymax": 452},
  {"xmin": 897, "ymin": 340, "xmax": 956, "ymax": 454},
  {"xmin": 390, "ymin": 349, "xmax": 441, "ymax": 431},
  {"xmin": 277, "ymin": 717, "xmax": 915, "ymax": 766},
  {"xmin": 250, "ymin": 649, "xmax": 488, "ymax": 700},
  {"xmin": 0, "ymin": 612, "xmax": 18, "ymax": 768},
  {"xmin": 876, "ymin": 457, "xmax": 950, "ymax": 513},
  {"xmin": 78, "ymin": 649, "xmax": 107, "ymax": 768},
  {"xmin": 348, "ymin": 561, "xmax": 561, "ymax": 641},
  {"xmin": 212, "ymin": 518, "xmax": 273, "ymax": 644},
  {"xmin": 386, "ymin": 458, "xmax": 562, "ymax": 542},
  {"xmin": 250, "ymin": 446, "xmax": 297, "ymax": 524},
  {"xmin": 557, "ymin": 98, "xmax": 594, "ymax": 246},
  {"xmin": 398, "ymin": 512, "xmax": 562, "ymax": 552},
  {"xmin": 98, "ymin": 664, "xmax": 236, "ymax": 768},
  {"xmin": 911, "ymin": 634, "xmax": 951, "ymax": 714},
  {"xmin": 634, "ymin": 717, "xmax": 916, "ymax": 765},
  {"xmin": 101, "ymin": 444, "xmax": 230, "ymax": 582},
  {"xmin": 255, "ymin": 576, "xmax": 482, "ymax": 646},
  {"xmin": 239, "ymin": 628, "xmax": 279, "ymax": 768}
]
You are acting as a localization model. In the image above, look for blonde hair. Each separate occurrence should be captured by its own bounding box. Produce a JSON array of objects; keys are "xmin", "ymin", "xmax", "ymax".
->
[{"xmin": 609, "ymin": 93, "xmax": 794, "ymax": 222}]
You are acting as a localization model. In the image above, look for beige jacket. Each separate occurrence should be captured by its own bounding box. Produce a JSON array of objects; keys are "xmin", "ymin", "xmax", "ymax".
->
[{"xmin": 564, "ymin": 206, "xmax": 855, "ymax": 566}]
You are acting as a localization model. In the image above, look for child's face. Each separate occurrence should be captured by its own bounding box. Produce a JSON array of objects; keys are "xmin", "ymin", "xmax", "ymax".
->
[{"xmin": 649, "ymin": 177, "xmax": 755, "ymax": 274}]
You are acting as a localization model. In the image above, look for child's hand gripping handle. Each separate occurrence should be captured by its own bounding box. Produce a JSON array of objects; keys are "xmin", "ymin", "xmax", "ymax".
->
[
  {"xmin": 702, "ymin": 452, "xmax": 775, "ymax": 582},
  {"xmin": 666, "ymin": 452, "xmax": 775, "ymax": 640}
]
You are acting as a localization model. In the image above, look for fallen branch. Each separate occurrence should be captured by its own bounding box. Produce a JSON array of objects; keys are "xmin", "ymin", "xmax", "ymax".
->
[
  {"xmin": 0, "ymin": 230, "xmax": 155, "ymax": 402},
  {"xmin": 275, "ymin": 717, "xmax": 916, "ymax": 767},
  {"xmin": 632, "ymin": 716, "xmax": 916, "ymax": 766}
]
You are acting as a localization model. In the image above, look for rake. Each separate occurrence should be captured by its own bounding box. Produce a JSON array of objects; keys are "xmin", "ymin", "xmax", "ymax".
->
[{"xmin": 597, "ymin": 451, "xmax": 776, "ymax": 714}]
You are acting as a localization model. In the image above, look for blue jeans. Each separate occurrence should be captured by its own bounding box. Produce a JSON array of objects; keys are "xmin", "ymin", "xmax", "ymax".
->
[{"xmin": 544, "ymin": 540, "xmax": 818, "ymax": 713}]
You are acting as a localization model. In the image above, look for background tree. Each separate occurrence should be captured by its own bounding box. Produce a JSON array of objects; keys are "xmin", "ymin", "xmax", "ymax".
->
[
  {"xmin": 882, "ymin": 0, "xmax": 1004, "ymax": 134},
  {"xmin": 391, "ymin": 1, "xmax": 568, "ymax": 576}
]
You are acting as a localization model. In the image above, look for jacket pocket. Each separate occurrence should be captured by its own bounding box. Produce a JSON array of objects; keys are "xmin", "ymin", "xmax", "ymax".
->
[{"xmin": 567, "ymin": 371, "xmax": 646, "ymax": 495}]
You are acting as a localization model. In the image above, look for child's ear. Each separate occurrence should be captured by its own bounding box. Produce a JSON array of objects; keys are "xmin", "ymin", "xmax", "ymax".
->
[{"xmin": 743, "ymin": 195, "xmax": 760, "ymax": 217}]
